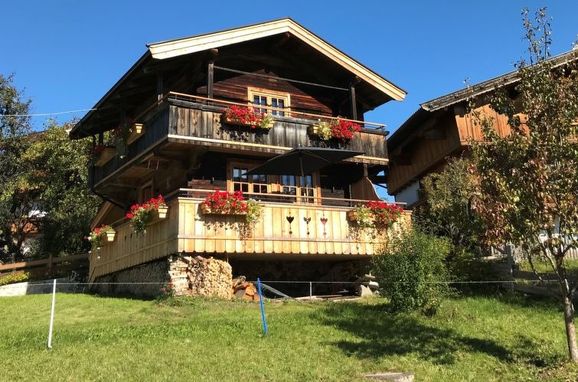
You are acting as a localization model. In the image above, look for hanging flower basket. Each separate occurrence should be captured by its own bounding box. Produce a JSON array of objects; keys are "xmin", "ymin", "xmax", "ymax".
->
[
  {"xmin": 126, "ymin": 195, "xmax": 166, "ymax": 234},
  {"xmin": 157, "ymin": 204, "xmax": 169, "ymax": 219},
  {"xmin": 88, "ymin": 225, "xmax": 115, "ymax": 249},
  {"xmin": 127, "ymin": 123, "xmax": 145, "ymax": 145},
  {"xmin": 199, "ymin": 190, "xmax": 248, "ymax": 215},
  {"xmin": 106, "ymin": 229, "xmax": 116, "ymax": 242}
]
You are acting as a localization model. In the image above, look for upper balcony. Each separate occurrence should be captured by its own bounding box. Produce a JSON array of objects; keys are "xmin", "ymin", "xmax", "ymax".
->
[{"xmin": 91, "ymin": 92, "xmax": 389, "ymax": 188}]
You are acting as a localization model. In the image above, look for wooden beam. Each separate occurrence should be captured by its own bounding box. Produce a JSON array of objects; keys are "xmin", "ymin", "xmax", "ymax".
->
[
  {"xmin": 157, "ymin": 73, "xmax": 164, "ymax": 102},
  {"xmin": 350, "ymin": 82, "xmax": 358, "ymax": 120},
  {"xmin": 207, "ymin": 60, "xmax": 214, "ymax": 98}
]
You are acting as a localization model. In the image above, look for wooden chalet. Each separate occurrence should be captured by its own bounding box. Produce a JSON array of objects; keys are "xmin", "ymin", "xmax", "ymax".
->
[
  {"xmin": 387, "ymin": 49, "xmax": 578, "ymax": 207},
  {"xmin": 70, "ymin": 19, "xmax": 409, "ymax": 288}
]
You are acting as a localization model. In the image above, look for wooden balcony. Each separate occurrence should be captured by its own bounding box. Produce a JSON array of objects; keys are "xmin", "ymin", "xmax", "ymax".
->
[
  {"xmin": 91, "ymin": 92, "xmax": 389, "ymax": 188},
  {"xmin": 89, "ymin": 192, "xmax": 410, "ymax": 281}
]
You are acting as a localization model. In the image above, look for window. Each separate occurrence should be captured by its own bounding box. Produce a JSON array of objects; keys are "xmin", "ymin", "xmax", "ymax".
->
[
  {"xmin": 248, "ymin": 88, "xmax": 290, "ymax": 117},
  {"xmin": 230, "ymin": 164, "xmax": 269, "ymax": 195},
  {"xmin": 280, "ymin": 175, "xmax": 316, "ymax": 204}
]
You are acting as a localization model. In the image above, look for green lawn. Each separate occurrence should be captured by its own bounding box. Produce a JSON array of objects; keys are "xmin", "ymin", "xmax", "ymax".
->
[{"xmin": 1, "ymin": 293, "xmax": 577, "ymax": 381}]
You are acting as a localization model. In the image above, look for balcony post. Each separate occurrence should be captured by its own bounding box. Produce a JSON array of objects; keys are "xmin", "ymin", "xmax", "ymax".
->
[
  {"xmin": 207, "ymin": 61, "xmax": 214, "ymax": 99},
  {"xmin": 156, "ymin": 72, "xmax": 164, "ymax": 103},
  {"xmin": 350, "ymin": 77, "xmax": 360, "ymax": 121}
]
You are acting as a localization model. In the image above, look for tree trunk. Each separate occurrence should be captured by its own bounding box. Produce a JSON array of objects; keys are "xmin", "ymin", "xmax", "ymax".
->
[{"xmin": 563, "ymin": 294, "xmax": 578, "ymax": 362}]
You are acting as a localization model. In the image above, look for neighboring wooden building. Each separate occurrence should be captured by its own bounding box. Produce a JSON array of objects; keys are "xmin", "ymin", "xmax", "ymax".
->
[
  {"xmin": 70, "ymin": 19, "xmax": 408, "ymax": 292},
  {"xmin": 387, "ymin": 49, "xmax": 578, "ymax": 208}
]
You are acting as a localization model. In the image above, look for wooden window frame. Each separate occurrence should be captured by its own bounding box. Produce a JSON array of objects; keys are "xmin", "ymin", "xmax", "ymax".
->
[
  {"xmin": 227, "ymin": 159, "xmax": 321, "ymax": 204},
  {"xmin": 227, "ymin": 160, "xmax": 271, "ymax": 195},
  {"xmin": 247, "ymin": 87, "xmax": 291, "ymax": 117}
]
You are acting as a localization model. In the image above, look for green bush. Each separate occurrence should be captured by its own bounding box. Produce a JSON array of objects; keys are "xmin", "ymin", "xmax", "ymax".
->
[
  {"xmin": 0, "ymin": 272, "xmax": 30, "ymax": 286},
  {"xmin": 373, "ymin": 230, "xmax": 450, "ymax": 314},
  {"xmin": 445, "ymin": 247, "xmax": 499, "ymax": 293}
]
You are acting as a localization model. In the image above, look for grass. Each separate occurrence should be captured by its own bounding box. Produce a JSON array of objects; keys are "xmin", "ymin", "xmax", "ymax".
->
[
  {"xmin": 518, "ymin": 258, "xmax": 578, "ymax": 276},
  {"xmin": 1, "ymin": 293, "xmax": 577, "ymax": 381}
]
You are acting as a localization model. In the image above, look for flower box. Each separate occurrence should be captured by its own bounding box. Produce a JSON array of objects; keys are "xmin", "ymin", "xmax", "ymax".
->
[
  {"xmin": 94, "ymin": 147, "xmax": 116, "ymax": 166},
  {"xmin": 221, "ymin": 106, "xmax": 274, "ymax": 130}
]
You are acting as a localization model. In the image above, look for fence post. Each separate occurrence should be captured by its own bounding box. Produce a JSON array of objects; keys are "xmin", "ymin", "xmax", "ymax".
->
[
  {"xmin": 257, "ymin": 278, "xmax": 268, "ymax": 336},
  {"xmin": 47, "ymin": 279, "xmax": 56, "ymax": 349},
  {"xmin": 309, "ymin": 281, "xmax": 313, "ymax": 299}
]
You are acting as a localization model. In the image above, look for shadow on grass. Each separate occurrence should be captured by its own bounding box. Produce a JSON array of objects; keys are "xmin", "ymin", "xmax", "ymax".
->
[{"xmin": 313, "ymin": 302, "xmax": 514, "ymax": 366}]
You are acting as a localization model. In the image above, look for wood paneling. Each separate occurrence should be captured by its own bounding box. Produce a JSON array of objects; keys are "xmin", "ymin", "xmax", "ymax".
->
[
  {"xmin": 198, "ymin": 71, "xmax": 335, "ymax": 116},
  {"xmin": 455, "ymin": 104, "xmax": 513, "ymax": 142},
  {"xmin": 89, "ymin": 198, "xmax": 411, "ymax": 280},
  {"xmin": 388, "ymin": 113, "xmax": 462, "ymax": 195}
]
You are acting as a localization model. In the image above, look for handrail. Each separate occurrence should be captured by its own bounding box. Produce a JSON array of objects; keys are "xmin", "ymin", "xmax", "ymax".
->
[
  {"xmin": 166, "ymin": 91, "xmax": 386, "ymax": 130},
  {"xmin": 171, "ymin": 187, "xmax": 406, "ymax": 206},
  {"xmin": 107, "ymin": 188, "xmax": 405, "ymax": 230}
]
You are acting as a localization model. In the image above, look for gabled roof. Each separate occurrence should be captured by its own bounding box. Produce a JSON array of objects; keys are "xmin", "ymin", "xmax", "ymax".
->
[
  {"xmin": 147, "ymin": 18, "xmax": 406, "ymax": 101},
  {"xmin": 389, "ymin": 49, "xmax": 578, "ymax": 150},
  {"xmin": 421, "ymin": 49, "xmax": 578, "ymax": 112},
  {"xmin": 70, "ymin": 18, "xmax": 405, "ymax": 139}
]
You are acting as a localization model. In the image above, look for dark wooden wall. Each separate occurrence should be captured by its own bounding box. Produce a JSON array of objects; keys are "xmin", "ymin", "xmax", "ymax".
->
[
  {"xmin": 197, "ymin": 70, "xmax": 336, "ymax": 116},
  {"xmin": 387, "ymin": 112, "xmax": 462, "ymax": 195}
]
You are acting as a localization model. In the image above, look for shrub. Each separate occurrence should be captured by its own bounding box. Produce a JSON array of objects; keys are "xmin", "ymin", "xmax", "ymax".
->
[
  {"xmin": 0, "ymin": 272, "xmax": 30, "ymax": 286},
  {"xmin": 373, "ymin": 230, "xmax": 451, "ymax": 314}
]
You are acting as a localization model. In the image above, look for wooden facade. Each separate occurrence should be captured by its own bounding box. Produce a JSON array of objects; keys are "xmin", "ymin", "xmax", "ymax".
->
[
  {"xmin": 90, "ymin": 196, "xmax": 411, "ymax": 280},
  {"xmin": 388, "ymin": 49, "xmax": 578, "ymax": 206},
  {"xmin": 71, "ymin": 19, "xmax": 407, "ymax": 282}
]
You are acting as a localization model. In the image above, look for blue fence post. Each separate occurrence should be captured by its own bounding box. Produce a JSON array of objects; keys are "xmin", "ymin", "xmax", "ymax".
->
[{"xmin": 257, "ymin": 277, "xmax": 268, "ymax": 335}]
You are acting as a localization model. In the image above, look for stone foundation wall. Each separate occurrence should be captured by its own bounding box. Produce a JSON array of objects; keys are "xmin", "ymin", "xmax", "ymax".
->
[{"xmin": 92, "ymin": 259, "xmax": 169, "ymax": 298}]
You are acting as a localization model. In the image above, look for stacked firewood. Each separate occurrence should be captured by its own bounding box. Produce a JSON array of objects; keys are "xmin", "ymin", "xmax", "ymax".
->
[
  {"xmin": 231, "ymin": 276, "xmax": 259, "ymax": 301},
  {"xmin": 169, "ymin": 255, "xmax": 233, "ymax": 299}
]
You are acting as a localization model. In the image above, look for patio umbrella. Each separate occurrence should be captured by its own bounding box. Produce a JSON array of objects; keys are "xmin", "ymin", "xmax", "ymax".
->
[{"xmin": 246, "ymin": 147, "xmax": 363, "ymax": 176}]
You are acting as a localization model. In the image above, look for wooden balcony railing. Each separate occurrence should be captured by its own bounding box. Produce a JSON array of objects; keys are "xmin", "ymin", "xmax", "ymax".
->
[{"xmin": 89, "ymin": 192, "xmax": 410, "ymax": 281}]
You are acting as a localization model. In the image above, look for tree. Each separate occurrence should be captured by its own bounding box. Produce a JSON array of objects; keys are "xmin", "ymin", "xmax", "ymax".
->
[
  {"xmin": 0, "ymin": 74, "xmax": 100, "ymax": 262},
  {"xmin": 0, "ymin": 74, "xmax": 33, "ymax": 262},
  {"xmin": 471, "ymin": 8, "xmax": 578, "ymax": 361},
  {"xmin": 416, "ymin": 157, "xmax": 483, "ymax": 254},
  {"xmin": 22, "ymin": 121, "xmax": 100, "ymax": 257}
]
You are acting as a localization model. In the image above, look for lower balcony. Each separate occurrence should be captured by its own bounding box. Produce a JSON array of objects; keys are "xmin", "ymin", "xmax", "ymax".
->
[{"xmin": 89, "ymin": 191, "xmax": 410, "ymax": 281}]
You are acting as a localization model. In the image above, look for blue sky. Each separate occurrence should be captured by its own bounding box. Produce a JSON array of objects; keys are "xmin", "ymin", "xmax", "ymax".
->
[{"xmin": 1, "ymin": 1, "xmax": 577, "ymax": 135}]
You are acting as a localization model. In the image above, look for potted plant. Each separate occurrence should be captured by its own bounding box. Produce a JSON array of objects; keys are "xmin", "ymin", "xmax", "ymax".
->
[
  {"xmin": 245, "ymin": 199, "xmax": 263, "ymax": 225},
  {"xmin": 347, "ymin": 201, "xmax": 403, "ymax": 230},
  {"xmin": 126, "ymin": 195, "xmax": 166, "ymax": 234},
  {"xmin": 222, "ymin": 105, "xmax": 274, "ymax": 130},
  {"xmin": 308, "ymin": 120, "xmax": 333, "ymax": 140},
  {"xmin": 366, "ymin": 200, "xmax": 403, "ymax": 228},
  {"xmin": 308, "ymin": 118, "xmax": 361, "ymax": 142},
  {"xmin": 330, "ymin": 119, "xmax": 362, "ymax": 142}
]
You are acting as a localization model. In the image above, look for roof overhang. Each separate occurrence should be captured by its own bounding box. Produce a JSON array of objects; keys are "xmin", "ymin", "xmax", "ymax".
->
[{"xmin": 148, "ymin": 18, "xmax": 406, "ymax": 101}]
